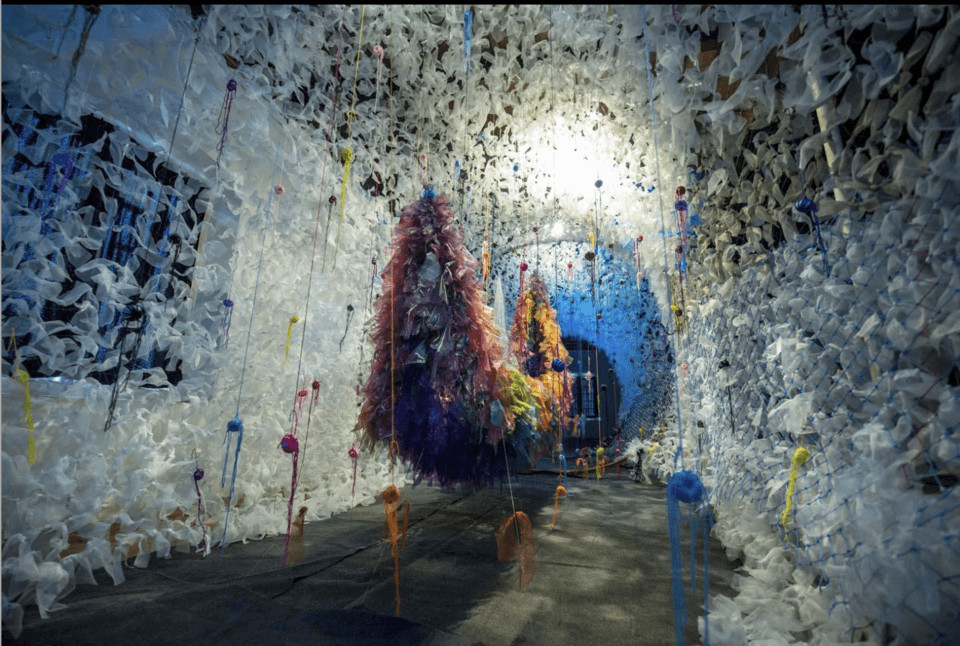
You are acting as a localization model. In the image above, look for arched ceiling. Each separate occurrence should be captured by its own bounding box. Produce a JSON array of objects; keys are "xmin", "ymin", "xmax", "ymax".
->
[{"xmin": 182, "ymin": 4, "xmax": 687, "ymax": 263}]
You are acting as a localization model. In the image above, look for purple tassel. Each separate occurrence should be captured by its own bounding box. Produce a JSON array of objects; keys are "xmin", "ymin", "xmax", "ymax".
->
[{"xmin": 215, "ymin": 79, "xmax": 237, "ymax": 168}]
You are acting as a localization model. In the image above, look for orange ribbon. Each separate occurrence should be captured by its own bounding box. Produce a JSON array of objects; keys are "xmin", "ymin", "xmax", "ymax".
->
[
  {"xmin": 549, "ymin": 485, "xmax": 567, "ymax": 528},
  {"xmin": 382, "ymin": 485, "xmax": 409, "ymax": 616}
]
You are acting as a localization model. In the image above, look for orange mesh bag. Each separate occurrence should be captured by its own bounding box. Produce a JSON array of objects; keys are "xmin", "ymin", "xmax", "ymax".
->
[{"xmin": 496, "ymin": 511, "xmax": 537, "ymax": 590}]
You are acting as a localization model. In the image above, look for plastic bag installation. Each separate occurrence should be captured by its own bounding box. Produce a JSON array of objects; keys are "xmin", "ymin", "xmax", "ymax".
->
[
  {"xmin": 2, "ymin": 5, "xmax": 959, "ymax": 644},
  {"xmin": 356, "ymin": 190, "xmax": 508, "ymax": 486}
]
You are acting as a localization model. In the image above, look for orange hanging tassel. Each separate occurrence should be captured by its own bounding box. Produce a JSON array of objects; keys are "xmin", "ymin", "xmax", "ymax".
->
[
  {"xmin": 549, "ymin": 486, "xmax": 567, "ymax": 529},
  {"xmin": 496, "ymin": 511, "xmax": 536, "ymax": 590},
  {"xmin": 576, "ymin": 457, "xmax": 588, "ymax": 480},
  {"xmin": 286, "ymin": 506, "xmax": 308, "ymax": 565},
  {"xmin": 382, "ymin": 485, "xmax": 410, "ymax": 616}
]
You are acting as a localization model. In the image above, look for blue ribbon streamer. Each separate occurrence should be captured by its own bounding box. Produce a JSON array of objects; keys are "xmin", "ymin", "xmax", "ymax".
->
[
  {"xmin": 463, "ymin": 10, "xmax": 473, "ymax": 78},
  {"xmin": 220, "ymin": 417, "xmax": 244, "ymax": 558}
]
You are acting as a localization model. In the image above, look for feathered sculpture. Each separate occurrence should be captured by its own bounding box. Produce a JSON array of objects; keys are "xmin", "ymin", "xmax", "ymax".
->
[
  {"xmin": 357, "ymin": 191, "xmax": 508, "ymax": 486},
  {"xmin": 509, "ymin": 272, "xmax": 574, "ymax": 445}
]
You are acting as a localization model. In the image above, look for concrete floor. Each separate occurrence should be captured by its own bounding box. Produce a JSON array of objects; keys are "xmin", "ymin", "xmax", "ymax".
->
[{"xmin": 8, "ymin": 473, "xmax": 737, "ymax": 646}]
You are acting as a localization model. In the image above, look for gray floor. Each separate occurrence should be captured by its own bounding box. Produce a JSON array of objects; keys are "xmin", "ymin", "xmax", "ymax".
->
[{"xmin": 9, "ymin": 473, "xmax": 737, "ymax": 646}]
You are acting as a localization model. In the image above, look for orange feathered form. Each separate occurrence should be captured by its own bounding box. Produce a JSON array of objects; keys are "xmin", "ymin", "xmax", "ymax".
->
[
  {"xmin": 382, "ymin": 485, "xmax": 410, "ymax": 616},
  {"xmin": 496, "ymin": 511, "xmax": 537, "ymax": 590},
  {"xmin": 508, "ymin": 272, "xmax": 574, "ymax": 440}
]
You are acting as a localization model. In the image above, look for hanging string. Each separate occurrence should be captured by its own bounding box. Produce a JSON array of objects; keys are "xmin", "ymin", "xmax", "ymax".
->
[
  {"xmin": 270, "ymin": 184, "xmax": 285, "ymax": 242},
  {"xmin": 103, "ymin": 303, "xmax": 146, "ymax": 433},
  {"xmin": 373, "ymin": 45, "xmax": 385, "ymax": 111},
  {"xmin": 222, "ymin": 9, "xmax": 302, "ymax": 558},
  {"xmin": 316, "ymin": 10, "xmax": 348, "ymax": 271},
  {"xmin": 673, "ymin": 186, "xmax": 688, "ymax": 312},
  {"xmin": 641, "ymin": 4, "xmax": 685, "ymax": 468},
  {"xmin": 220, "ymin": 299, "xmax": 234, "ymax": 348},
  {"xmin": 53, "ymin": 6, "xmax": 79, "ymax": 60},
  {"xmin": 785, "ymin": 102, "xmax": 830, "ymax": 276},
  {"xmin": 279, "ymin": 432, "xmax": 300, "ymax": 569},
  {"xmin": 338, "ymin": 304, "xmax": 355, "ymax": 353},
  {"xmin": 321, "ymin": 196, "xmax": 338, "ymax": 271},
  {"xmin": 214, "ymin": 61, "xmax": 239, "ymax": 169},
  {"xmin": 344, "ymin": 5, "xmax": 368, "ymax": 127},
  {"xmin": 62, "ymin": 5, "xmax": 101, "ymax": 114},
  {"xmin": 299, "ymin": 379, "xmax": 321, "ymax": 488},
  {"xmin": 192, "ymin": 450, "xmax": 207, "ymax": 553}
]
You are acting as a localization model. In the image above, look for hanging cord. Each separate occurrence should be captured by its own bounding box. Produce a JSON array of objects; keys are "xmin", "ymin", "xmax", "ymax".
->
[
  {"xmin": 62, "ymin": 5, "xmax": 101, "ymax": 113},
  {"xmin": 294, "ymin": 5, "xmax": 347, "ymax": 392},
  {"xmin": 318, "ymin": 9, "xmax": 348, "ymax": 272},
  {"xmin": 344, "ymin": 5, "xmax": 367, "ymax": 126},
  {"xmin": 641, "ymin": 5, "xmax": 685, "ymax": 470},
  {"xmin": 222, "ymin": 9, "xmax": 302, "ymax": 558}
]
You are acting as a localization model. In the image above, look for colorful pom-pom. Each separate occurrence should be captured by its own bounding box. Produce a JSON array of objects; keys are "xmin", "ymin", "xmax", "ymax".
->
[
  {"xmin": 796, "ymin": 197, "xmax": 818, "ymax": 215},
  {"xmin": 275, "ymin": 185, "xmax": 285, "ymax": 196},
  {"xmin": 675, "ymin": 200, "xmax": 687, "ymax": 211},
  {"xmin": 373, "ymin": 45, "xmax": 384, "ymax": 59},
  {"xmin": 595, "ymin": 180, "xmax": 603, "ymax": 188},
  {"xmin": 513, "ymin": 163, "xmax": 519, "ymax": 173},
  {"xmin": 668, "ymin": 470, "xmax": 703, "ymax": 503},
  {"xmin": 227, "ymin": 79, "xmax": 237, "ymax": 92},
  {"xmin": 193, "ymin": 467, "xmax": 204, "ymax": 481},
  {"xmin": 280, "ymin": 434, "xmax": 299, "ymax": 454},
  {"xmin": 551, "ymin": 358, "xmax": 566, "ymax": 373},
  {"xmin": 349, "ymin": 447, "xmax": 359, "ymax": 459},
  {"xmin": 227, "ymin": 418, "xmax": 244, "ymax": 433},
  {"xmin": 520, "ymin": 262, "xmax": 529, "ymax": 272},
  {"xmin": 312, "ymin": 379, "xmax": 320, "ymax": 391},
  {"xmin": 329, "ymin": 195, "xmax": 337, "ymax": 205},
  {"xmin": 422, "ymin": 185, "xmax": 436, "ymax": 200}
]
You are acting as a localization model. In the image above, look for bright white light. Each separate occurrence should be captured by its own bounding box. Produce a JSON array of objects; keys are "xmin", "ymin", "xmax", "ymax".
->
[{"xmin": 551, "ymin": 221, "xmax": 564, "ymax": 237}]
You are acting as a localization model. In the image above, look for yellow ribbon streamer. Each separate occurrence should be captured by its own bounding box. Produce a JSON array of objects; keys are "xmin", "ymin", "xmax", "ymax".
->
[
  {"xmin": 283, "ymin": 315, "xmax": 300, "ymax": 368},
  {"xmin": 332, "ymin": 148, "xmax": 354, "ymax": 270},
  {"xmin": 780, "ymin": 446, "xmax": 810, "ymax": 528},
  {"xmin": 14, "ymin": 369, "xmax": 37, "ymax": 465},
  {"xmin": 596, "ymin": 447, "xmax": 607, "ymax": 481}
]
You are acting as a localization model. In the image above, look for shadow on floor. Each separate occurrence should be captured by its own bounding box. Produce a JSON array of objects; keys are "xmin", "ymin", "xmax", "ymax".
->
[{"xmin": 6, "ymin": 473, "xmax": 737, "ymax": 646}]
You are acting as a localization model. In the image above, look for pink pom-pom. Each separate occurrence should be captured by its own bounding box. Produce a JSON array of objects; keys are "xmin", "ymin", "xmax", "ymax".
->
[
  {"xmin": 520, "ymin": 262, "xmax": 528, "ymax": 272},
  {"xmin": 373, "ymin": 45, "xmax": 384, "ymax": 59},
  {"xmin": 275, "ymin": 185, "xmax": 285, "ymax": 196},
  {"xmin": 349, "ymin": 447, "xmax": 359, "ymax": 459}
]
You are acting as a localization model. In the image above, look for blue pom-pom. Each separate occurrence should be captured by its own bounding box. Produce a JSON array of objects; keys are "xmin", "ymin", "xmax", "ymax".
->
[
  {"xmin": 551, "ymin": 358, "xmax": 566, "ymax": 372},
  {"xmin": 595, "ymin": 180, "xmax": 603, "ymax": 188},
  {"xmin": 675, "ymin": 200, "xmax": 688, "ymax": 211},
  {"xmin": 423, "ymin": 185, "xmax": 436, "ymax": 200},
  {"xmin": 668, "ymin": 469, "xmax": 703, "ymax": 503},
  {"xmin": 795, "ymin": 197, "xmax": 818, "ymax": 215},
  {"xmin": 227, "ymin": 418, "xmax": 244, "ymax": 433},
  {"xmin": 513, "ymin": 163, "xmax": 519, "ymax": 173},
  {"xmin": 455, "ymin": 160, "xmax": 461, "ymax": 169}
]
